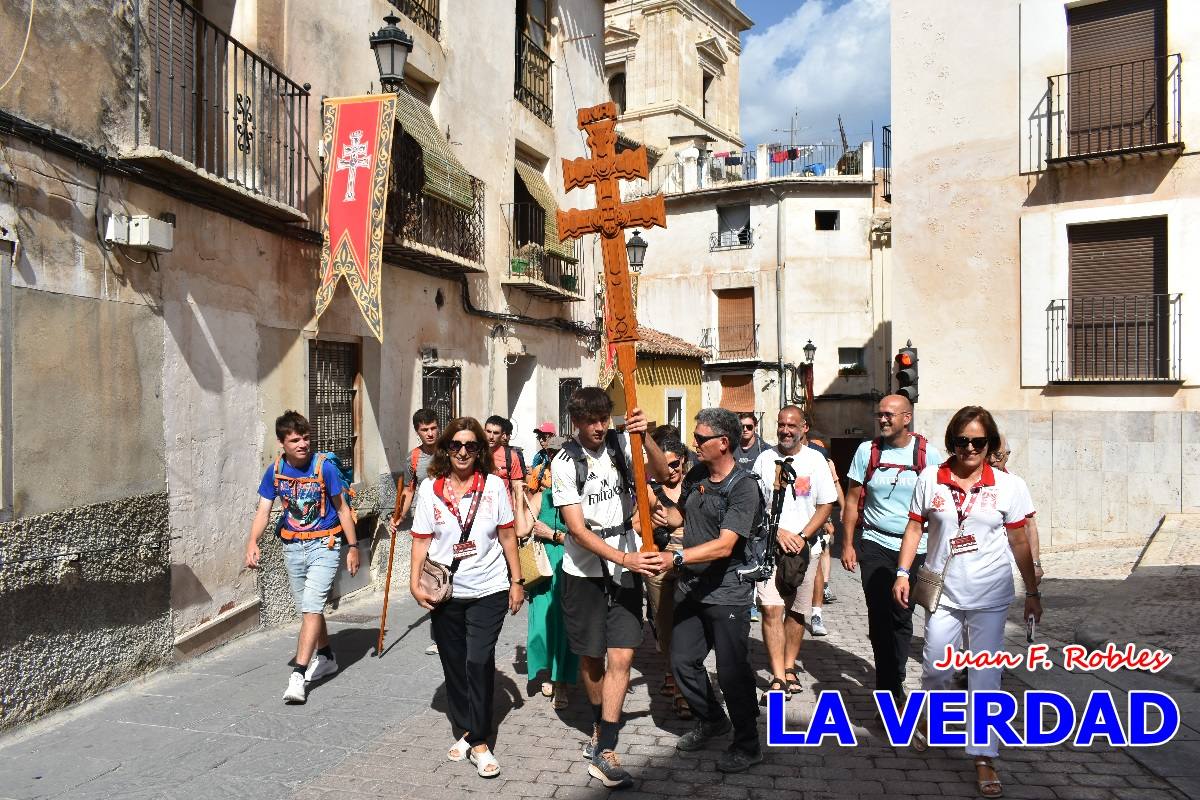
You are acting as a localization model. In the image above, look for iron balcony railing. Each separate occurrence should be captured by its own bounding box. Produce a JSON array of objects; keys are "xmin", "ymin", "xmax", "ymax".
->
[
  {"xmin": 388, "ymin": 0, "xmax": 440, "ymax": 39},
  {"xmin": 881, "ymin": 125, "xmax": 892, "ymax": 201},
  {"xmin": 1045, "ymin": 54, "xmax": 1182, "ymax": 163},
  {"xmin": 503, "ymin": 202, "xmax": 583, "ymax": 295},
  {"xmin": 710, "ymin": 228, "xmax": 753, "ymax": 251},
  {"xmin": 134, "ymin": 0, "xmax": 311, "ymax": 212},
  {"xmin": 1047, "ymin": 293, "xmax": 1181, "ymax": 382},
  {"xmin": 386, "ymin": 142, "xmax": 485, "ymax": 266},
  {"xmin": 622, "ymin": 162, "xmax": 684, "ymax": 200},
  {"xmin": 700, "ymin": 324, "xmax": 760, "ymax": 361},
  {"xmin": 700, "ymin": 151, "xmax": 756, "ymax": 184},
  {"xmin": 768, "ymin": 144, "xmax": 861, "ymax": 178},
  {"xmin": 516, "ymin": 33, "xmax": 553, "ymax": 125}
]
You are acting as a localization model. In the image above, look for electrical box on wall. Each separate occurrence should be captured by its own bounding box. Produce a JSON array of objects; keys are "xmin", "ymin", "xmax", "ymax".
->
[{"xmin": 104, "ymin": 214, "xmax": 175, "ymax": 253}]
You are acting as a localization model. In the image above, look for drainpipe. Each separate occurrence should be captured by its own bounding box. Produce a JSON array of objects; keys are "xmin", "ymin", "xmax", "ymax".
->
[{"xmin": 768, "ymin": 186, "xmax": 785, "ymax": 409}]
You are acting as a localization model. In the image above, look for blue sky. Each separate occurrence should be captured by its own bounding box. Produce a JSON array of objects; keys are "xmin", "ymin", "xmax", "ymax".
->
[{"xmin": 736, "ymin": 0, "xmax": 889, "ymax": 149}]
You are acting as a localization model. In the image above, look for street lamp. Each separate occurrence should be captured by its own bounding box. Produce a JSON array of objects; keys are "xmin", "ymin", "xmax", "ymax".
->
[
  {"xmin": 369, "ymin": 14, "xmax": 414, "ymax": 93},
  {"xmin": 626, "ymin": 229, "xmax": 648, "ymax": 273},
  {"xmin": 803, "ymin": 339, "xmax": 817, "ymax": 364}
]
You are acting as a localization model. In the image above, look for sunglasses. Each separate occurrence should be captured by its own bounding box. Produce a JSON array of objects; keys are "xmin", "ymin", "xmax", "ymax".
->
[
  {"xmin": 741, "ymin": 423, "xmax": 756, "ymax": 430},
  {"xmin": 951, "ymin": 436, "xmax": 989, "ymax": 452},
  {"xmin": 693, "ymin": 431, "xmax": 725, "ymax": 446},
  {"xmin": 876, "ymin": 411, "xmax": 908, "ymax": 420},
  {"xmin": 446, "ymin": 440, "xmax": 481, "ymax": 454},
  {"xmin": 666, "ymin": 460, "xmax": 683, "ymax": 470}
]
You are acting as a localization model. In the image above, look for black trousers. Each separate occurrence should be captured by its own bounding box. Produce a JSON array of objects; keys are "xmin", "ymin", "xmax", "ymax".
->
[
  {"xmin": 670, "ymin": 598, "xmax": 760, "ymax": 754},
  {"xmin": 431, "ymin": 589, "xmax": 509, "ymax": 747},
  {"xmin": 858, "ymin": 537, "xmax": 925, "ymax": 695}
]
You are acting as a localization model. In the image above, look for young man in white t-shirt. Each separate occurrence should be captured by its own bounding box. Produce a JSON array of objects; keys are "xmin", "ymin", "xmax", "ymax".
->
[
  {"xmin": 750, "ymin": 406, "xmax": 836, "ymax": 699},
  {"xmin": 551, "ymin": 387, "xmax": 658, "ymax": 790}
]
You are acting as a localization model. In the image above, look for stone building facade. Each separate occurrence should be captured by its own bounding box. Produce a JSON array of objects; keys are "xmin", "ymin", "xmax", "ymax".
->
[
  {"xmin": 0, "ymin": 0, "xmax": 610, "ymax": 729},
  {"xmin": 890, "ymin": 0, "xmax": 1200, "ymax": 551}
]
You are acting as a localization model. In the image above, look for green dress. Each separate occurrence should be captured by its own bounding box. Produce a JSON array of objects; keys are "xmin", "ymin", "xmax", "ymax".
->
[{"xmin": 525, "ymin": 486, "xmax": 579, "ymax": 684}]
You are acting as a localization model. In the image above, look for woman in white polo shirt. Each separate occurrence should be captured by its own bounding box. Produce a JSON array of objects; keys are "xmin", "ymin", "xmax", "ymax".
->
[
  {"xmin": 893, "ymin": 406, "xmax": 1041, "ymax": 800},
  {"xmin": 410, "ymin": 417, "xmax": 527, "ymax": 779}
]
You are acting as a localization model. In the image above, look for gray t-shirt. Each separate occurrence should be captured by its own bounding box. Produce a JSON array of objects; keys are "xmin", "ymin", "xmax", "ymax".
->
[
  {"xmin": 406, "ymin": 447, "xmax": 435, "ymax": 486},
  {"xmin": 677, "ymin": 464, "xmax": 762, "ymax": 606},
  {"xmin": 734, "ymin": 436, "xmax": 770, "ymax": 471}
]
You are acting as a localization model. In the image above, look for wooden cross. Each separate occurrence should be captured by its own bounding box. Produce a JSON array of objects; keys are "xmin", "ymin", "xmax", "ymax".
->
[
  {"xmin": 558, "ymin": 102, "xmax": 666, "ymax": 552},
  {"xmin": 336, "ymin": 129, "xmax": 371, "ymax": 202}
]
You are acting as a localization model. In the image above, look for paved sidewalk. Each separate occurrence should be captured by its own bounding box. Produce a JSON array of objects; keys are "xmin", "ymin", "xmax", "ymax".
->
[{"xmin": 1, "ymin": 554, "xmax": 1196, "ymax": 800}]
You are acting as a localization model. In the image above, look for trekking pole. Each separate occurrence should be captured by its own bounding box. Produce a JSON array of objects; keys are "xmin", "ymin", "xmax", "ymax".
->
[{"xmin": 376, "ymin": 474, "xmax": 404, "ymax": 656}]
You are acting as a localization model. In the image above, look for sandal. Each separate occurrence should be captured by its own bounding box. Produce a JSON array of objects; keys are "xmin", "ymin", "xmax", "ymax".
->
[
  {"xmin": 673, "ymin": 693, "xmax": 692, "ymax": 720},
  {"xmin": 447, "ymin": 735, "xmax": 471, "ymax": 762},
  {"xmin": 911, "ymin": 718, "xmax": 929, "ymax": 753},
  {"xmin": 469, "ymin": 746, "xmax": 501, "ymax": 778},
  {"xmin": 975, "ymin": 758, "xmax": 1002, "ymax": 797},
  {"xmin": 660, "ymin": 674, "xmax": 677, "ymax": 696},
  {"xmin": 552, "ymin": 683, "xmax": 569, "ymax": 710},
  {"xmin": 540, "ymin": 681, "xmax": 554, "ymax": 698},
  {"xmin": 784, "ymin": 671, "xmax": 802, "ymax": 694},
  {"xmin": 764, "ymin": 677, "xmax": 792, "ymax": 702}
]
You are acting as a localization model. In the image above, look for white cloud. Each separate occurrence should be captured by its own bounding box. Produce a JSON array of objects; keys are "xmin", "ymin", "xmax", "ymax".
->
[{"xmin": 739, "ymin": 0, "xmax": 889, "ymax": 148}]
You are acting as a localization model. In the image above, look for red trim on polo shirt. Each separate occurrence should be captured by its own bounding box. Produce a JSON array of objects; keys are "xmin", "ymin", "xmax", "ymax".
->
[
  {"xmin": 908, "ymin": 512, "xmax": 926, "ymax": 523},
  {"xmin": 936, "ymin": 461, "xmax": 996, "ymax": 491},
  {"xmin": 410, "ymin": 531, "xmax": 434, "ymax": 539},
  {"xmin": 498, "ymin": 521, "xmax": 514, "ymax": 529},
  {"xmin": 1003, "ymin": 519, "xmax": 1027, "ymax": 530}
]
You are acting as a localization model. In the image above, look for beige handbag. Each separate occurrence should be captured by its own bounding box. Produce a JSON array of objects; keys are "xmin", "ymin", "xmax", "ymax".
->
[
  {"xmin": 518, "ymin": 537, "xmax": 553, "ymax": 589},
  {"xmin": 911, "ymin": 549, "xmax": 956, "ymax": 614}
]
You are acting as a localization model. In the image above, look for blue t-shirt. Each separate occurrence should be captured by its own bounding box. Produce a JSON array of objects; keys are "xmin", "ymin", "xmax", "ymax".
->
[
  {"xmin": 847, "ymin": 437, "xmax": 944, "ymax": 553},
  {"xmin": 258, "ymin": 456, "xmax": 345, "ymax": 533}
]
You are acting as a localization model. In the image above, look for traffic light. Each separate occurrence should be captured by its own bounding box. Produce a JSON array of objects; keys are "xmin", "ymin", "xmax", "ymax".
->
[{"xmin": 895, "ymin": 342, "xmax": 919, "ymax": 403}]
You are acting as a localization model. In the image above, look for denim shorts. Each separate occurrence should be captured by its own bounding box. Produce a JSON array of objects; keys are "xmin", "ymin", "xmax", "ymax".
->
[{"xmin": 282, "ymin": 538, "xmax": 342, "ymax": 614}]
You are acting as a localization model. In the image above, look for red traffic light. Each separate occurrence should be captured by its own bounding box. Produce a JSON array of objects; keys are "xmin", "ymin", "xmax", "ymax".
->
[{"xmin": 895, "ymin": 352, "xmax": 915, "ymax": 368}]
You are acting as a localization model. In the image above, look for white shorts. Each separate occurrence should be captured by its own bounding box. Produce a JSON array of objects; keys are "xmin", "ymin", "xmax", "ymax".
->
[{"xmin": 756, "ymin": 551, "xmax": 820, "ymax": 618}]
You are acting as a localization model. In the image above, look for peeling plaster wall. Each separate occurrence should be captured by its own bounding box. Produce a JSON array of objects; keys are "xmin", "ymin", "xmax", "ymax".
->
[{"xmin": 0, "ymin": 493, "xmax": 170, "ymax": 731}]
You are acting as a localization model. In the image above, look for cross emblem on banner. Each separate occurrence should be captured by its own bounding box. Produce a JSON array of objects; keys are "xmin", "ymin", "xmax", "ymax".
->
[
  {"xmin": 557, "ymin": 102, "xmax": 667, "ymax": 550},
  {"xmin": 336, "ymin": 130, "xmax": 372, "ymax": 202}
]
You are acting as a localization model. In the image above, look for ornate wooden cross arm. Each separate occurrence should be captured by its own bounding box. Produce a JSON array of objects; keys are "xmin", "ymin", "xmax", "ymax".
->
[{"xmin": 556, "ymin": 102, "xmax": 666, "ymax": 551}]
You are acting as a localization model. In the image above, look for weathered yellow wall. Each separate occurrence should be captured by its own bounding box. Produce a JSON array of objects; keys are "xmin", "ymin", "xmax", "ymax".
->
[{"xmin": 608, "ymin": 355, "xmax": 702, "ymax": 438}]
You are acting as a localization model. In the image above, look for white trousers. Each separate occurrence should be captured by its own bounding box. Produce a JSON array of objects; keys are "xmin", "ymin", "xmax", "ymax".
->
[{"xmin": 920, "ymin": 604, "xmax": 1009, "ymax": 757}]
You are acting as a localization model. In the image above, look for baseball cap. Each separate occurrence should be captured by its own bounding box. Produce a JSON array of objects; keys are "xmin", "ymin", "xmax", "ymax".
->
[{"xmin": 534, "ymin": 422, "xmax": 556, "ymax": 435}]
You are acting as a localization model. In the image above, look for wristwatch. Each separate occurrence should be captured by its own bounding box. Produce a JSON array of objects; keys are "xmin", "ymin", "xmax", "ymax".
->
[{"xmin": 672, "ymin": 550, "xmax": 685, "ymax": 568}]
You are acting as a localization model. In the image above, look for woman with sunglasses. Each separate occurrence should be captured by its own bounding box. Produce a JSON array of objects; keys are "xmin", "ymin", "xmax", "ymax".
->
[
  {"xmin": 409, "ymin": 417, "xmax": 528, "ymax": 779},
  {"xmin": 643, "ymin": 438, "xmax": 692, "ymax": 719},
  {"xmin": 522, "ymin": 436, "xmax": 579, "ymax": 709},
  {"xmin": 893, "ymin": 406, "xmax": 1041, "ymax": 799}
]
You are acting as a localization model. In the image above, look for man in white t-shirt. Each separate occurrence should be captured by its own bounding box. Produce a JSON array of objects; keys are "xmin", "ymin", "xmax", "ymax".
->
[
  {"xmin": 750, "ymin": 406, "xmax": 836, "ymax": 699},
  {"xmin": 551, "ymin": 387, "xmax": 658, "ymax": 791}
]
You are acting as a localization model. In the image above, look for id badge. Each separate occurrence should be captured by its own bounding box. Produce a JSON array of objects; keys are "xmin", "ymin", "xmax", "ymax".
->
[
  {"xmin": 949, "ymin": 534, "xmax": 978, "ymax": 555},
  {"xmin": 452, "ymin": 540, "xmax": 478, "ymax": 559}
]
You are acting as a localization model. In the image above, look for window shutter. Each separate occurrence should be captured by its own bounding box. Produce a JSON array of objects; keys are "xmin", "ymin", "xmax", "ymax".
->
[
  {"xmin": 715, "ymin": 288, "xmax": 755, "ymax": 359},
  {"xmin": 719, "ymin": 374, "xmax": 755, "ymax": 414}
]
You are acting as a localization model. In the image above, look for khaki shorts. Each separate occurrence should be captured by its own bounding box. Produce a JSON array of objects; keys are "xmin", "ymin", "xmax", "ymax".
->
[{"xmin": 756, "ymin": 549, "xmax": 820, "ymax": 619}]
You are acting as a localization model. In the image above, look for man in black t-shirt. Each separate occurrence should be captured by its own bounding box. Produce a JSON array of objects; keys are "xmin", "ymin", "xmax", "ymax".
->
[{"xmin": 645, "ymin": 408, "xmax": 764, "ymax": 774}]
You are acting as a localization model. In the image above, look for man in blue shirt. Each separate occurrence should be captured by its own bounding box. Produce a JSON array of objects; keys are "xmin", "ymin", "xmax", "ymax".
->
[
  {"xmin": 841, "ymin": 395, "xmax": 942, "ymax": 702},
  {"xmin": 245, "ymin": 411, "xmax": 359, "ymax": 704}
]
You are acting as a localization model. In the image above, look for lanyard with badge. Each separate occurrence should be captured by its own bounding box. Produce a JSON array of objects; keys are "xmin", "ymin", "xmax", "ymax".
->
[
  {"xmin": 948, "ymin": 480, "xmax": 983, "ymax": 556},
  {"xmin": 435, "ymin": 472, "xmax": 485, "ymax": 562}
]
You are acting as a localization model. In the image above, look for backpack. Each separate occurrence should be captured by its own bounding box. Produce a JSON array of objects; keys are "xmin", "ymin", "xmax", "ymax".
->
[
  {"xmin": 559, "ymin": 430, "xmax": 634, "ymax": 497},
  {"xmin": 679, "ymin": 465, "xmax": 771, "ymax": 583},
  {"xmin": 856, "ymin": 434, "xmax": 927, "ymax": 516},
  {"xmin": 272, "ymin": 452, "xmax": 357, "ymax": 540},
  {"xmin": 409, "ymin": 447, "xmax": 424, "ymax": 484}
]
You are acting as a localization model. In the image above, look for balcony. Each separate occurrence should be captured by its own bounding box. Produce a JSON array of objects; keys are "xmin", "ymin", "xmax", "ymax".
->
[
  {"xmin": 130, "ymin": 0, "xmax": 312, "ymax": 222},
  {"xmin": 1042, "ymin": 54, "xmax": 1182, "ymax": 167},
  {"xmin": 388, "ymin": 0, "xmax": 440, "ymax": 39},
  {"xmin": 383, "ymin": 136, "xmax": 484, "ymax": 277},
  {"xmin": 709, "ymin": 228, "xmax": 753, "ymax": 251},
  {"xmin": 501, "ymin": 203, "xmax": 584, "ymax": 301},
  {"xmin": 701, "ymin": 324, "xmax": 760, "ymax": 362},
  {"xmin": 516, "ymin": 34, "xmax": 553, "ymax": 125},
  {"xmin": 767, "ymin": 144, "xmax": 860, "ymax": 178},
  {"xmin": 1047, "ymin": 294, "xmax": 1181, "ymax": 383}
]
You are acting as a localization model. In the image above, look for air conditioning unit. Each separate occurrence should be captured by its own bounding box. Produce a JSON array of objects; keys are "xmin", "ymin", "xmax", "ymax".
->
[{"xmin": 104, "ymin": 214, "xmax": 175, "ymax": 253}]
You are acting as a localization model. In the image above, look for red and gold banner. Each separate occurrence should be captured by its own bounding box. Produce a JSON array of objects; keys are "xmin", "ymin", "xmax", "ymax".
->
[{"xmin": 314, "ymin": 94, "xmax": 397, "ymax": 342}]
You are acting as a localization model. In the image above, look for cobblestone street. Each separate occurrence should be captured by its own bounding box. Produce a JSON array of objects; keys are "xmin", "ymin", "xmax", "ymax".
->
[{"xmin": 2, "ymin": 546, "xmax": 1196, "ymax": 800}]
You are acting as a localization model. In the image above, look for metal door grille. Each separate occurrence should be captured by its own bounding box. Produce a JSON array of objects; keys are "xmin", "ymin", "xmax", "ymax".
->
[
  {"xmin": 559, "ymin": 378, "xmax": 582, "ymax": 435},
  {"xmin": 309, "ymin": 341, "xmax": 358, "ymax": 479},
  {"xmin": 422, "ymin": 367, "xmax": 461, "ymax": 431}
]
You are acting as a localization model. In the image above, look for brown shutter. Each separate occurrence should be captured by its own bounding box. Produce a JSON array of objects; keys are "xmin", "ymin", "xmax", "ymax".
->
[
  {"xmin": 1067, "ymin": 218, "xmax": 1167, "ymax": 379},
  {"xmin": 719, "ymin": 374, "xmax": 755, "ymax": 414},
  {"xmin": 715, "ymin": 288, "xmax": 755, "ymax": 359},
  {"xmin": 1067, "ymin": 0, "xmax": 1166, "ymax": 154}
]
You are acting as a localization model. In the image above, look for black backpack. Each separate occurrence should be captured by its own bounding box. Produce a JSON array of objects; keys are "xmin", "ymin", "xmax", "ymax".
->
[
  {"xmin": 558, "ymin": 430, "xmax": 634, "ymax": 497},
  {"xmin": 680, "ymin": 465, "xmax": 771, "ymax": 582}
]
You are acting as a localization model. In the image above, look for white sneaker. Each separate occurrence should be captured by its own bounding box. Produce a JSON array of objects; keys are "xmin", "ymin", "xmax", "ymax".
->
[
  {"xmin": 305, "ymin": 653, "xmax": 338, "ymax": 682},
  {"xmin": 425, "ymin": 643, "xmax": 439, "ymax": 655},
  {"xmin": 283, "ymin": 672, "xmax": 307, "ymax": 704},
  {"xmin": 810, "ymin": 611, "xmax": 828, "ymax": 637}
]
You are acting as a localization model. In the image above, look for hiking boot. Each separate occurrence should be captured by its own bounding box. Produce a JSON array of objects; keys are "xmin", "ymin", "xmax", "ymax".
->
[
  {"xmin": 282, "ymin": 672, "xmax": 307, "ymax": 704},
  {"xmin": 581, "ymin": 723, "xmax": 599, "ymax": 760},
  {"xmin": 588, "ymin": 749, "xmax": 634, "ymax": 790},
  {"xmin": 717, "ymin": 746, "xmax": 764, "ymax": 773},
  {"xmin": 823, "ymin": 584, "xmax": 837, "ymax": 604},
  {"xmin": 810, "ymin": 610, "xmax": 828, "ymax": 636},
  {"xmin": 305, "ymin": 653, "xmax": 338, "ymax": 682},
  {"xmin": 675, "ymin": 718, "xmax": 733, "ymax": 752}
]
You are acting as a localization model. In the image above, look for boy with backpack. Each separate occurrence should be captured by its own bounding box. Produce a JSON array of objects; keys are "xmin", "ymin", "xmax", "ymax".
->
[
  {"xmin": 245, "ymin": 410, "xmax": 360, "ymax": 704},
  {"xmin": 392, "ymin": 409, "xmax": 441, "ymax": 529},
  {"xmin": 840, "ymin": 394, "xmax": 944, "ymax": 703}
]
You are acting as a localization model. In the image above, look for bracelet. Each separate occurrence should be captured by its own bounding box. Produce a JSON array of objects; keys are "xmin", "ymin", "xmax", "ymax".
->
[
  {"xmin": 1026, "ymin": 591, "xmax": 1041, "ymax": 598},
  {"xmin": 896, "ymin": 567, "xmax": 910, "ymax": 577},
  {"xmin": 1032, "ymin": 560, "xmax": 1042, "ymax": 567}
]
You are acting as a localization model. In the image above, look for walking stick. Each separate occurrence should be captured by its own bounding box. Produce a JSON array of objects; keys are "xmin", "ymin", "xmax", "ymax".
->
[{"xmin": 376, "ymin": 474, "xmax": 404, "ymax": 656}]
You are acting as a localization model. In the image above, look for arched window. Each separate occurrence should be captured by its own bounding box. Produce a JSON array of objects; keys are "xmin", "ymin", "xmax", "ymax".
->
[{"xmin": 609, "ymin": 72, "xmax": 627, "ymax": 114}]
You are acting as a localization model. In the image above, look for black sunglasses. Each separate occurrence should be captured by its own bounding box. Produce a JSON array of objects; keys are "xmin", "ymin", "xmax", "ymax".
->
[
  {"xmin": 741, "ymin": 423, "xmax": 756, "ymax": 430},
  {"xmin": 951, "ymin": 436, "xmax": 989, "ymax": 452},
  {"xmin": 693, "ymin": 431, "xmax": 725, "ymax": 446},
  {"xmin": 446, "ymin": 440, "xmax": 482, "ymax": 454},
  {"xmin": 666, "ymin": 459, "xmax": 684, "ymax": 470}
]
